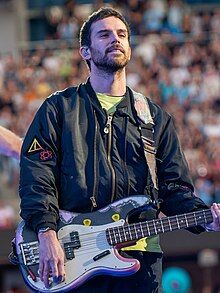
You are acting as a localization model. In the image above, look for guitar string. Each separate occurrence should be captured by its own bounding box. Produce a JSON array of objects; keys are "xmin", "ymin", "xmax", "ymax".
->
[
  {"xmin": 27, "ymin": 211, "xmax": 212, "ymax": 259},
  {"xmin": 57, "ymin": 221, "xmax": 212, "ymax": 249},
  {"xmin": 30, "ymin": 214, "xmax": 209, "ymax": 259},
  {"xmin": 30, "ymin": 216, "xmax": 213, "ymax": 259},
  {"xmin": 31, "ymin": 235, "xmax": 144, "ymax": 258},
  {"xmin": 58, "ymin": 211, "xmax": 212, "ymax": 244},
  {"xmin": 58, "ymin": 211, "xmax": 212, "ymax": 239},
  {"xmin": 59, "ymin": 217, "xmax": 207, "ymax": 248},
  {"xmin": 31, "ymin": 215, "xmax": 211, "ymax": 256}
]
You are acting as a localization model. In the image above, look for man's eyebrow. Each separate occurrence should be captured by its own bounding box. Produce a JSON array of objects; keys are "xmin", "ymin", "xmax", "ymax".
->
[
  {"xmin": 96, "ymin": 29, "xmax": 128, "ymax": 35},
  {"xmin": 96, "ymin": 29, "xmax": 110, "ymax": 35},
  {"xmin": 118, "ymin": 29, "xmax": 127, "ymax": 34}
]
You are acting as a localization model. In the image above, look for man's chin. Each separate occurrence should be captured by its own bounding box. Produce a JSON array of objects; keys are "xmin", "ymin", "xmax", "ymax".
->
[
  {"xmin": 93, "ymin": 58, "xmax": 128, "ymax": 71},
  {"xmin": 108, "ymin": 57, "xmax": 128, "ymax": 68}
]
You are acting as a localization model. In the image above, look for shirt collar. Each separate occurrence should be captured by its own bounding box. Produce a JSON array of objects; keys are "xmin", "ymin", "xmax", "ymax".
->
[{"xmin": 84, "ymin": 78, "xmax": 139, "ymax": 125}]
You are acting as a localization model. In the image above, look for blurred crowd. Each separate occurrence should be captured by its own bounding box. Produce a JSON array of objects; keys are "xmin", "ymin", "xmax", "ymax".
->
[{"xmin": 0, "ymin": 0, "xmax": 220, "ymax": 228}]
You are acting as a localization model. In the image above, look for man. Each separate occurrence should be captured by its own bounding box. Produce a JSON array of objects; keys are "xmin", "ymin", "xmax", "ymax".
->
[
  {"xmin": 0, "ymin": 125, "xmax": 22, "ymax": 160},
  {"xmin": 19, "ymin": 7, "xmax": 220, "ymax": 293}
]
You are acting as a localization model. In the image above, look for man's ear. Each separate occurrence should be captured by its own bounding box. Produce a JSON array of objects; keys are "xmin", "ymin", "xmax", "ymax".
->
[{"xmin": 79, "ymin": 46, "xmax": 91, "ymax": 60}]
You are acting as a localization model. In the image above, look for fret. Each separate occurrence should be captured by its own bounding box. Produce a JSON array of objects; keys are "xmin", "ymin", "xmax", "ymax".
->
[
  {"xmin": 160, "ymin": 219, "xmax": 164, "ymax": 233},
  {"xmin": 154, "ymin": 220, "xmax": 163, "ymax": 233},
  {"xmin": 204, "ymin": 209, "xmax": 213, "ymax": 222},
  {"xmin": 119, "ymin": 223, "xmax": 146, "ymax": 242},
  {"xmin": 112, "ymin": 227, "xmax": 118, "ymax": 244},
  {"xmin": 198, "ymin": 209, "xmax": 212, "ymax": 224},
  {"xmin": 181, "ymin": 210, "xmax": 210, "ymax": 228},
  {"xmin": 139, "ymin": 223, "xmax": 145, "ymax": 238},
  {"xmin": 184, "ymin": 214, "xmax": 189, "ymax": 227},
  {"xmin": 134, "ymin": 223, "xmax": 144, "ymax": 239},
  {"xmin": 128, "ymin": 225, "xmax": 133, "ymax": 240},
  {"xmin": 168, "ymin": 217, "xmax": 172, "ymax": 231},
  {"xmin": 116, "ymin": 226, "xmax": 122, "ymax": 243},
  {"xmin": 160, "ymin": 217, "xmax": 172, "ymax": 233},
  {"xmin": 146, "ymin": 220, "xmax": 160, "ymax": 237},
  {"xmin": 153, "ymin": 220, "xmax": 158, "ymax": 235},
  {"xmin": 176, "ymin": 214, "xmax": 187, "ymax": 229},
  {"xmin": 122, "ymin": 226, "xmax": 127, "ymax": 242},
  {"xmin": 145, "ymin": 222, "xmax": 151, "ymax": 236},
  {"xmin": 185, "ymin": 213, "xmax": 197, "ymax": 227},
  {"xmin": 148, "ymin": 221, "xmax": 156, "ymax": 236},
  {"xmin": 203, "ymin": 210, "xmax": 207, "ymax": 224},
  {"xmin": 123, "ymin": 225, "xmax": 132, "ymax": 241},
  {"xmin": 194, "ymin": 211, "xmax": 207, "ymax": 226},
  {"xmin": 128, "ymin": 224, "xmax": 135, "ymax": 240},
  {"xmin": 140, "ymin": 223, "xmax": 146, "ymax": 237},
  {"xmin": 133, "ymin": 224, "xmax": 138, "ymax": 239},
  {"xmin": 118, "ymin": 225, "xmax": 126, "ymax": 243},
  {"xmin": 194, "ymin": 212, "xmax": 198, "ymax": 226},
  {"xmin": 108, "ymin": 229, "xmax": 113, "ymax": 245},
  {"xmin": 176, "ymin": 215, "xmax": 180, "ymax": 229},
  {"xmin": 171, "ymin": 216, "xmax": 180, "ymax": 230}
]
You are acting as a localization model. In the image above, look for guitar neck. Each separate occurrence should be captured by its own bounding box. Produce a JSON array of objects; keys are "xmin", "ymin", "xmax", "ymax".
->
[{"xmin": 106, "ymin": 209, "xmax": 212, "ymax": 246}]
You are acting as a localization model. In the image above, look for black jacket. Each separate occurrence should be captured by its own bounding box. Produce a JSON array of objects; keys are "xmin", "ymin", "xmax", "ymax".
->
[{"xmin": 19, "ymin": 80, "xmax": 207, "ymax": 233}]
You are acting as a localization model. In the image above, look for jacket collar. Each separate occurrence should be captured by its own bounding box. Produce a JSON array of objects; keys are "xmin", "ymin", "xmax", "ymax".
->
[{"xmin": 83, "ymin": 78, "xmax": 139, "ymax": 125}]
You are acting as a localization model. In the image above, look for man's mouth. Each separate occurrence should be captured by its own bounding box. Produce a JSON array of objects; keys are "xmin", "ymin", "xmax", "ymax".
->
[{"xmin": 107, "ymin": 47, "xmax": 124, "ymax": 54}]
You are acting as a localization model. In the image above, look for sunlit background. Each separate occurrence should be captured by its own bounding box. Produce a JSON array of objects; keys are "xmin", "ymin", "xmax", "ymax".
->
[{"xmin": 0, "ymin": 0, "xmax": 219, "ymax": 292}]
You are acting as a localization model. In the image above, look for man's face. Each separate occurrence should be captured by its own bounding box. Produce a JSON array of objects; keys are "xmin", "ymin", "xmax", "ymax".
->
[{"xmin": 88, "ymin": 16, "xmax": 131, "ymax": 72}]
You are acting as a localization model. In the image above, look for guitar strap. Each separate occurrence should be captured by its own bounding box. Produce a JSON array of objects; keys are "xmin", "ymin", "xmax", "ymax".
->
[{"xmin": 132, "ymin": 90, "xmax": 159, "ymax": 202}]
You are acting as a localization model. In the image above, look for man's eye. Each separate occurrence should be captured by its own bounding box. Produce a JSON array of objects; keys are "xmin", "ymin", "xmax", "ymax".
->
[{"xmin": 100, "ymin": 34, "xmax": 108, "ymax": 37}]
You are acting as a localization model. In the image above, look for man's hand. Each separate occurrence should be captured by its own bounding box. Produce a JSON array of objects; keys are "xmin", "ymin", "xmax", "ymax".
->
[
  {"xmin": 38, "ymin": 230, "xmax": 65, "ymax": 288},
  {"xmin": 206, "ymin": 203, "xmax": 220, "ymax": 232},
  {"xmin": 0, "ymin": 125, "xmax": 22, "ymax": 160}
]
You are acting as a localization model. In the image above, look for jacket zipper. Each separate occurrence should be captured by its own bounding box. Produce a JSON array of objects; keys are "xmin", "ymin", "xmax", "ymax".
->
[
  {"xmin": 122, "ymin": 116, "xmax": 130, "ymax": 195},
  {"xmin": 104, "ymin": 115, "xmax": 116, "ymax": 203},
  {"xmin": 90, "ymin": 114, "xmax": 98, "ymax": 211}
]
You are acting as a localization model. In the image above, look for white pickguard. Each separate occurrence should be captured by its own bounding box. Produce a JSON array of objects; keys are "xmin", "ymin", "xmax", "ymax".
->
[{"xmin": 27, "ymin": 220, "xmax": 139, "ymax": 292}]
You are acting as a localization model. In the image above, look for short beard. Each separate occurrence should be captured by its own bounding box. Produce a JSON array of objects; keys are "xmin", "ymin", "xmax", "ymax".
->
[{"xmin": 90, "ymin": 47, "xmax": 129, "ymax": 73}]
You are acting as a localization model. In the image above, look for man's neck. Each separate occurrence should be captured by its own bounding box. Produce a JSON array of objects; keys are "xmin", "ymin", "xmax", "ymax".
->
[{"xmin": 90, "ymin": 67, "xmax": 126, "ymax": 96}]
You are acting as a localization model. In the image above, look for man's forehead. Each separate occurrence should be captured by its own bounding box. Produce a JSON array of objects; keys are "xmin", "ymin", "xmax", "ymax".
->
[{"xmin": 91, "ymin": 16, "xmax": 128, "ymax": 34}]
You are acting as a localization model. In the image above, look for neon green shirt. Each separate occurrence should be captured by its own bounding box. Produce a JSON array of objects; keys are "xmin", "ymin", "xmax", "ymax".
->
[{"xmin": 96, "ymin": 92, "xmax": 123, "ymax": 114}]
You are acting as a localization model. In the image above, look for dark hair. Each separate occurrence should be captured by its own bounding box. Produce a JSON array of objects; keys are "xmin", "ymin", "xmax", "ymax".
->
[{"xmin": 79, "ymin": 7, "xmax": 131, "ymax": 48}]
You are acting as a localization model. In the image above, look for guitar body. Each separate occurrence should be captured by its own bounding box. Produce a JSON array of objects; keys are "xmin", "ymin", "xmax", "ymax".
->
[{"xmin": 15, "ymin": 195, "xmax": 152, "ymax": 292}]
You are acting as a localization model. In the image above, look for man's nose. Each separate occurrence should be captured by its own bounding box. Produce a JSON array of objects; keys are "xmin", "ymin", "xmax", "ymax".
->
[{"xmin": 110, "ymin": 32, "xmax": 120, "ymax": 43}]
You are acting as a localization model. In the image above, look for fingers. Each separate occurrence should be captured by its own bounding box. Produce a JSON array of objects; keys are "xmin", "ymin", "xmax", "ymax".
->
[
  {"xmin": 39, "ymin": 259, "xmax": 65, "ymax": 288},
  {"xmin": 38, "ymin": 231, "xmax": 65, "ymax": 288},
  {"xmin": 42, "ymin": 261, "xmax": 51, "ymax": 289},
  {"xmin": 211, "ymin": 203, "xmax": 220, "ymax": 218},
  {"xmin": 57, "ymin": 259, "xmax": 66, "ymax": 282},
  {"xmin": 39, "ymin": 260, "xmax": 44, "ymax": 280},
  {"xmin": 210, "ymin": 203, "xmax": 220, "ymax": 231},
  {"xmin": 38, "ymin": 230, "xmax": 65, "ymax": 288},
  {"xmin": 38, "ymin": 252, "xmax": 65, "ymax": 287},
  {"xmin": 51, "ymin": 260, "xmax": 66, "ymax": 284}
]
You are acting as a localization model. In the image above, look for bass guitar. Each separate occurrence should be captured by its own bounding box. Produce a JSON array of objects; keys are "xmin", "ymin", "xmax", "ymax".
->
[{"xmin": 14, "ymin": 195, "xmax": 212, "ymax": 292}]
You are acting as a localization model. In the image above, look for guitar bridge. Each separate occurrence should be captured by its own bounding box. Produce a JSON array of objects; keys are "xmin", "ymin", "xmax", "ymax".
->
[{"xmin": 20, "ymin": 241, "xmax": 39, "ymax": 266}]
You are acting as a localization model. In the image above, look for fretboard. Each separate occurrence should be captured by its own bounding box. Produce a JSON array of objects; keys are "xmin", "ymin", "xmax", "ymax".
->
[{"xmin": 106, "ymin": 209, "xmax": 212, "ymax": 246}]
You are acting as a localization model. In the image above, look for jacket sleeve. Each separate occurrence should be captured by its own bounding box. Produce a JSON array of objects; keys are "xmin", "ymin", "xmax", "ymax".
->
[
  {"xmin": 19, "ymin": 95, "xmax": 62, "ymax": 233},
  {"xmin": 156, "ymin": 114, "xmax": 208, "ymax": 234}
]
